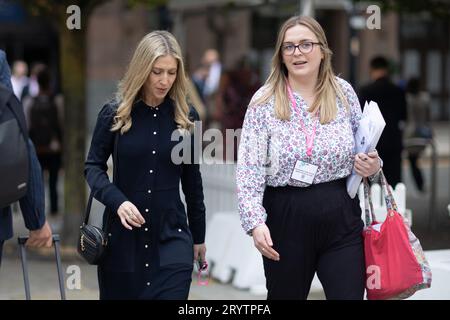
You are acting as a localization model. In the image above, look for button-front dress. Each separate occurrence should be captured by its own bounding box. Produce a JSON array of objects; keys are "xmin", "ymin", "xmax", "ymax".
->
[{"xmin": 85, "ymin": 98, "xmax": 206, "ymax": 299}]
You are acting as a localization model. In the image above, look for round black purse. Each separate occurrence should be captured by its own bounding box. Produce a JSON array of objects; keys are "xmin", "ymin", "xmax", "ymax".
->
[{"xmin": 77, "ymin": 196, "xmax": 109, "ymax": 265}]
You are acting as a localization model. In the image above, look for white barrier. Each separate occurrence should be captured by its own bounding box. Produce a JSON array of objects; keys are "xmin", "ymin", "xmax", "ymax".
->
[
  {"xmin": 204, "ymin": 212, "xmax": 266, "ymax": 293},
  {"xmin": 357, "ymin": 182, "xmax": 413, "ymax": 227},
  {"xmin": 200, "ymin": 164, "xmax": 238, "ymax": 218}
]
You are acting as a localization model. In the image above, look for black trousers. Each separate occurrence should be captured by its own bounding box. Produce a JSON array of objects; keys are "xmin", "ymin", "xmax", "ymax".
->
[
  {"xmin": 37, "ymin": 153, "xmax": 61, "ymax": 214},
  {"xmin": 408, "ymin": 154, "xmax": 424, "ymax": 191},
  {"xmin": 262, "ymin": 179, "xmax": 366, "ymax": 300}
]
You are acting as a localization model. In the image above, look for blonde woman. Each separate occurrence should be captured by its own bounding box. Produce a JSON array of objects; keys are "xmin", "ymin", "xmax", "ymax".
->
[
  {"xmin": 237, "ymin": 16, "xmax": 382, "ymax": 300},
  {"xmin": 85, "ymin": 30, "xmax": 206, "ymax": 300}
]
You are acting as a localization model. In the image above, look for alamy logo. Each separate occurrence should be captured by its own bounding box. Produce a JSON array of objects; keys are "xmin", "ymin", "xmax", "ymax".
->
[
  {"xmin": 66, "ymin": 265, "xmax": 81, "ymax": 290},
  {"xmin": 366, "ymin": 265, "xmax": 381, "ymax": 289},
  {"xmin": 366, "ymin": 5, "xmax": 381, "ymax": 30},
  {"xmin": 169, "ymin": 121, "xmax": 281, "ymax": 177},
  {"xmin": 66, "ymin": 5, "xmax": 81, "ymax": 30}
]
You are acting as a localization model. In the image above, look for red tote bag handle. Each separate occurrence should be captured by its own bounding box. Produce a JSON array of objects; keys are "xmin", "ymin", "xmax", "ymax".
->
[{"xmin": 363, "ymin": 170, "xmax": 398, "ymax": 226}]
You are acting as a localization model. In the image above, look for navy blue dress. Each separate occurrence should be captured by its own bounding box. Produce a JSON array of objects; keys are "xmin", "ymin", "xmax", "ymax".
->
[{"xmin": 85, "ymin": 98, "xmax": 206, "ymax": 299}]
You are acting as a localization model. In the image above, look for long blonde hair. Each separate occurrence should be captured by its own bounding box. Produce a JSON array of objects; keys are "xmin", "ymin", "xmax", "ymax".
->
[
  {"xmin": 113, "ymin": 30, "xmax": 192, "ymax": 133},
  {"xmin": 252, "ymin": 16, "xmax": 349, "ymax": 124}
]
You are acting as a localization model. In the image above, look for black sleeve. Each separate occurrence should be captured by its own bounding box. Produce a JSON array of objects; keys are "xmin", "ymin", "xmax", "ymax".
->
[
  {"xmin": 19, "ymin": 139, "xmax": 45, "ymax": 231},
  {"xmin": 2, "ymin": 93, "xmax": 45, "ymax": 230},
  {"xmin": 84, "ymin": 102, "xmax": 127, "ymax": 214},
  {"xmin": 181, "ymin": 106, "xmax": 206, "ymax": 244},
  {"xmin": 0, "ymin": 50, "xmax": 13, "ymax": 91}
]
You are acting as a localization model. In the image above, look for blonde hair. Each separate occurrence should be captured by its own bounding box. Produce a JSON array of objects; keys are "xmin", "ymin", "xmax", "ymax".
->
[
  {"xmin": 113, "ymin": 30, "xmax": 193, "ymax": 133},
  {"xmin": 251, "ymin": 16, "xmax": 349, "ymax": 124}
]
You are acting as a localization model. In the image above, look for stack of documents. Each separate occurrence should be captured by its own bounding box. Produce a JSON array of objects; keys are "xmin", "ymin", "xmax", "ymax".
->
[{"xmin": 347, "ymin": 100, "xmax": 386, "ymax": 198}]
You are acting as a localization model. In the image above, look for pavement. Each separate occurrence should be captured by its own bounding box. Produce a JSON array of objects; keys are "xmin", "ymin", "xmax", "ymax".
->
[
  {"xmin": 425, "ymin": 122, "xmax": 449, "ymax": 160},
  {"xmin": 401, "ymin": 122, "xmax": 450, "ymax": 250},
  {"xmin": 0, "ymin": 247, "xmax": 324, "ymax": 300},
  {"xmin": 0, "ymin": 122, "xmax": 448, "ymax": 300}
]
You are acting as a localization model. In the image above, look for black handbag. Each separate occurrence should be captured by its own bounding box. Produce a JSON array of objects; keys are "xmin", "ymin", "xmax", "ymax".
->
[{"xmin": 77, "ymin": 132, "xmax": 119, "ymax": 265}]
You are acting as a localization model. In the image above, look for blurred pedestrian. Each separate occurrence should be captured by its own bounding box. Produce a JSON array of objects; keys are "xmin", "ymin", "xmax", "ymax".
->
[
  {"xmin": 237, "ymin": 16, "xmax": 382, "ymax": 300},
  {"xmin": 192, "ymin": 63, "xmax": 208, "ymax": 103},
  {"xmin": 194, "ymin": 49, "xmax": 222, "ymax": 129},
  {"xmin": 85, "ymin": 30, "xmax": 206, "ymax": 300},
  {"xmin": 202, "ymin": 49, "xmax": 222, "ymax": 98},
  {"xmin": 216, "ymin": 56, "xmax": 260, "ymax": 161},
  {"xmin": 26, "ymin": 63, "xmax": 46, "ymax": 99},
  {"xmin": 359, "ymin": 56, "xmax": 407, "ymax": 186},
  {"xmin": 0, "ymin": 50, "xmax": 52, "ymax": 267},
  {"xmin": 28, "ymin": 67, "xmax": 63, "ymax": 218},
  {"xmin": 405, "ymin": 77, "xmax": 432, "ymax": 192},
  {"xmin": 186, "ymin": 76, "xmax": 207, "ymax": 122},
  {"xmin": 11, "ymin": 60, "xmax": 29, "ymax": 101}
]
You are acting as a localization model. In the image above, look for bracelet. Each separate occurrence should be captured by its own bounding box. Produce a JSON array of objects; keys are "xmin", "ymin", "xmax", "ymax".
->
[
  {"xmin": 368, "ymin": 157, "xmax": 383, "ymax": 182},
  {"xmin": 378, "ymin": 156, "xmax": 383, "ymax": 169}
]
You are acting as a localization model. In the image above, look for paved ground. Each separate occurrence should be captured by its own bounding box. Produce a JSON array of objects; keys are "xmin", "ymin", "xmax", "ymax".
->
[{"xmin": 0, "ymin": 249, "xmax": 325, "ymax": 300}]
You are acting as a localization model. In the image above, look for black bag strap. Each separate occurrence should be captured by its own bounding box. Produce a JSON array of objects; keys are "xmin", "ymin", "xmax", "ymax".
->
[{"xmin": 83, "ymin": 131, "xmax": 119, "ymax": 228}]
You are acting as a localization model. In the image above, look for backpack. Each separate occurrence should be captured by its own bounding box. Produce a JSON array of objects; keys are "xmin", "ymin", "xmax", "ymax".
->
[
  {"xmin": 0, "ymin": 84, "xmax": 29, "ymax": 208},
  {"xmin": 28, "ymin": 95, "xmax": 61, "ymax": 155}
]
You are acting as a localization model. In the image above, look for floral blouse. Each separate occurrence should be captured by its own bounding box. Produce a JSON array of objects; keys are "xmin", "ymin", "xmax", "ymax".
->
[{"xmin": 236, "ymin": 77, "xmax": 362, "ymax": 233}]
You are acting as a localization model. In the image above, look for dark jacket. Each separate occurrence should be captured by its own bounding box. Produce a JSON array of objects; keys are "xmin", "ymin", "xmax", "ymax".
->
[
  {"xmin": 358, "ymin": 76, "xmax": 407, "ymax": 154},
  {"xmin": 84, "ymin": 99, "xmax": 206, "ymax": 272},
  {"xmin": 0, "ymin": 50, "xmax": 45, "ymax": 242},
  {"xmin": 0, "ymin": 85, "xmax": 46, "ymax": 241},
  {"xmin": 0, "ymin": 50, "xmax": 12, "ymax": 92},
  {"xmin": 358, "ymin": 76, "xmax": 408, "ymax": 185}
]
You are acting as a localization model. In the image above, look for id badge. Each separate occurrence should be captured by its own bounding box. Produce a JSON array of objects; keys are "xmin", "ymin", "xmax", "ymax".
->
[{"xmin": 290, "ymin": 160, "xmax": 318, "ymax": 185}]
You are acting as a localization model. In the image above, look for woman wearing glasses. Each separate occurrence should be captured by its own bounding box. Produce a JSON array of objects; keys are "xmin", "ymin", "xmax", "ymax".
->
[{"xmin": 236, "ymin": 16, "xmax": 382, "ymax": 299}]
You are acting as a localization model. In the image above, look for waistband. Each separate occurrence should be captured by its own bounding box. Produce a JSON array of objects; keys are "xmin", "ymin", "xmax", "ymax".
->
[{"xmin": 265, "ymin": 178, "xmax": 347, "ymax": 194}]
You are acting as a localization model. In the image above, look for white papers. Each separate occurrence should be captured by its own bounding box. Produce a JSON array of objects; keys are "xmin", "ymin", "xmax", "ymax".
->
[{"xmin": 347, "ymin": 101, "xmax": 386, "ymax": 198}]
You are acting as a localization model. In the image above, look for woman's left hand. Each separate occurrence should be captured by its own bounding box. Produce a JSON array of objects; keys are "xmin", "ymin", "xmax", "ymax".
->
[
  {"xmin": 354, "ymin": 150, "xmax": 381, "ymax": 178},
  {"xmin": 194, "ymin": 243, "xmax": 207, "ymax": 267}
]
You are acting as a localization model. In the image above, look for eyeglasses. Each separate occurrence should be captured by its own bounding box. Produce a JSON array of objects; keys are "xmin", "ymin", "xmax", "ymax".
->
[{"xmin": 281, "ymin": 42, "xmax": 322, "ymax": 55}]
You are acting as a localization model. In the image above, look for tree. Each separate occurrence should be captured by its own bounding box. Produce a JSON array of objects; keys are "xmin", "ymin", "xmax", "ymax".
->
[{"xmin": 20, "ymin": 0, "xmax": 167, "ymax": 247}]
